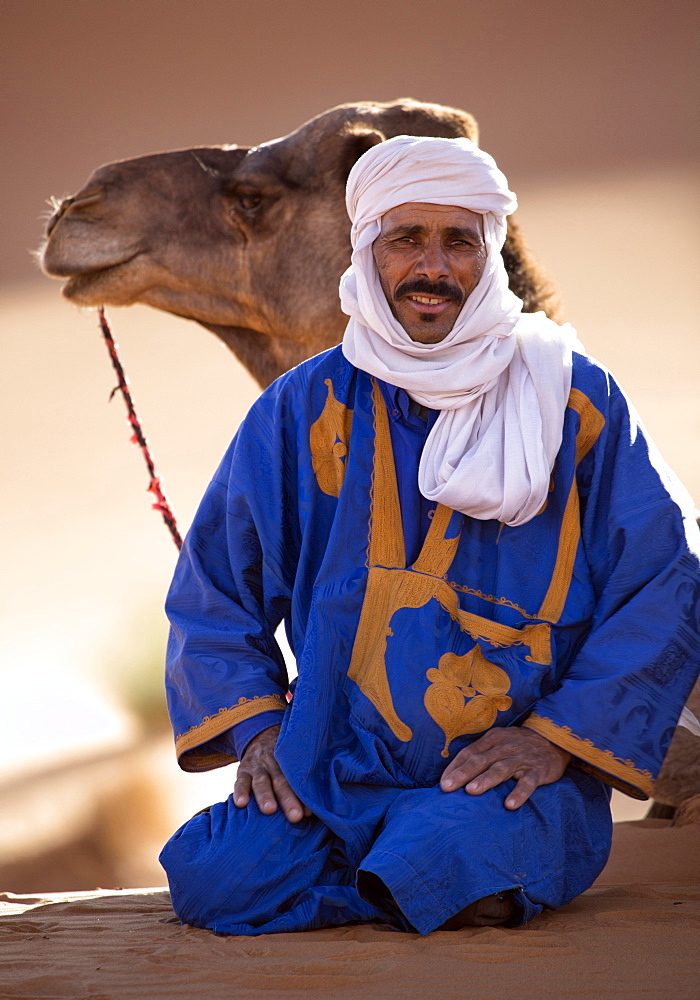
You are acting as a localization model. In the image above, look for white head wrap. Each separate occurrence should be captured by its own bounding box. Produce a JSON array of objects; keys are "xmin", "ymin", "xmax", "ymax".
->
[{"xmin": 340, "ymin": 134, "xmax": 579, "ymax": 526}]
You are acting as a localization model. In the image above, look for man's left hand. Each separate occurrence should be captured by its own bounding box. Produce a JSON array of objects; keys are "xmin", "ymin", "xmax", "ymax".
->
[{"xmin": 440, "ymin": 727, "xmax": 571, "ymax": 810}]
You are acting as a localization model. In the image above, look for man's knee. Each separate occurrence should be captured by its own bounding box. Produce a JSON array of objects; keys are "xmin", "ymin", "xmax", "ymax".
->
[
  {"xmin": 160, "ymin": 797, "xmax": 284, "ymax": 927},
  {"xmin": 160, "ymin": 796, "xmax": 334, "ymax": 929}
]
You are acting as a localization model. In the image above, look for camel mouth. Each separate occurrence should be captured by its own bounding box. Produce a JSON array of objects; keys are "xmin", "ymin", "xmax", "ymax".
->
[{"xmin": 58, "ymin": 253, "xmax": 142, "ymax": 304}]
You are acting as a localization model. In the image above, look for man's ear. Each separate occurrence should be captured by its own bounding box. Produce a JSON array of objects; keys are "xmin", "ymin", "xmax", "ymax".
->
[{"xmin": 337, "ymin": 127, "xmax": 386, "ymax": 183}]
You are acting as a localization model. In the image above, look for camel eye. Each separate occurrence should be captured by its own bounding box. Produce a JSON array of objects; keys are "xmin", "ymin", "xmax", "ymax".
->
[{"xmin": 238, "ymin": 192, "xmax": 262, "ymax": 212}]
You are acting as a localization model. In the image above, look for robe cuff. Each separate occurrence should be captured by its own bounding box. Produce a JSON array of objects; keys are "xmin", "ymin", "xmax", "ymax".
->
[
  {"xmin": 232, "ymin": 712, "xmax": 286, "ymax": 758},
  {"xmin": 521, "ymin": 712, "xmax": 655, "ymax": 800},
  {"xmin": 175, "ymin": 694, "xmax": 288, "ymax": 772},
  {"xmin": 205, "ymin": 712, "xmax": 285, "ymax": 761}
]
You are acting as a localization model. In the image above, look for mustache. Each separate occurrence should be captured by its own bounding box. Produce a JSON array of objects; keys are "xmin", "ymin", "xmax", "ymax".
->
[{"xmin": 394, "ymin": 278, "xmax": 463, "ymax": 303}]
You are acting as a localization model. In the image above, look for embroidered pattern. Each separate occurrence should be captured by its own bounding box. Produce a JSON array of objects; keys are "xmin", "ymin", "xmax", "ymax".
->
[
  {"xmin": 368, "ymin": 378, "xmax": 406, "ymax": 570},
  {"xmin": 522, "ymin": 713, "xmax": 655, "ymax": 798},
  {"xmin": 309, "ymin": 379, "xmax": 354, "ymax": 498},
  {"xmin": 537, "ymin": 388, "xmax": 605, "ymax": 623},
  {"xmin": 347, "ymin": 383, "xmax": 551, "ymax": 743},
  {"xmin": 425, "ymin": 643, "xmax": 513, "ymax": 757},
  {"xmin": 437, "ymin": 386, "xmax": 604, "ymax": 630},
  {"xmin": 445, "ymin": 581, "xmax": 538, "ymax": 620}
]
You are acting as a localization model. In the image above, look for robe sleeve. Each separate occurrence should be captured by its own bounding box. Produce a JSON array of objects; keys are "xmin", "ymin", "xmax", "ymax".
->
[
  {"xmin": 164, "ymin": 389, "xmax": 299, "ymax": 772},
  {"xmin": 522, "ymin": 374, "xmax": 700, "ymax": 799}
]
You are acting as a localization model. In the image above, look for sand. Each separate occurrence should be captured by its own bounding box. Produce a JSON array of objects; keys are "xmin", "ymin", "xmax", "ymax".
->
[{"xmin": 1, "ymin": 820, "xmax": 698, "ymax": 1000}]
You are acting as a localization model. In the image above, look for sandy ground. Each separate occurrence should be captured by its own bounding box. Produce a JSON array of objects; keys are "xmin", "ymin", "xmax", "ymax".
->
[{"xmin": 1, "ymin": 821, "xmax": 698, "ymax": 1000}]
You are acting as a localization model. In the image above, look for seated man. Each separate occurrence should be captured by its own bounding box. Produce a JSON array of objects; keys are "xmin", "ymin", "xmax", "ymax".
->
[{"xmin": 160, "ymin": 136, "xmax": 700, "ymax": 935}]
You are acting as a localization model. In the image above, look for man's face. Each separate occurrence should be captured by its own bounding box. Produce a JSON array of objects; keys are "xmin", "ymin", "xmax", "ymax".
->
[{"xmin": 372, "ymin": 202, "xmax": 486, "ymax": 344}]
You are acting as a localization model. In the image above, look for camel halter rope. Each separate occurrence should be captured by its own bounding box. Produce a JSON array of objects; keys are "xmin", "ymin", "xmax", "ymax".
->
[{"xmin": 97, "ymin": 307, "xmax": 183, "ymax": 550}]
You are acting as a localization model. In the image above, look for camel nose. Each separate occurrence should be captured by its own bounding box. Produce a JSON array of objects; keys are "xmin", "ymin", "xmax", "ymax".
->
[{"xmin": 46, "ymin": 189, "xmax": 104, "ymax": 236}]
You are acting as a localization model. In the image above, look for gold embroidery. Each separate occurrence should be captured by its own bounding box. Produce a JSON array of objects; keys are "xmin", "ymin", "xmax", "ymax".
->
[
  {"xmin": 569, "ymin": 388, "xmax": 606, "ymax": 465},
  {"xmin": 309, "ymin": 379, "xmax": 353, "ymax": 498},
  {"xmin": 175, "ymin": 694, "xmax": 288, "ymax": 761},
  {"xmin": 349, "ymin": 566, "xmax": 552, "ymax": 741},
  {"xmin": 522, "ymin": 713, "xmax": 654, "ymax": 799},
  {"xmin": 369, "ymin": 380, "xmax": 406, "ymax": 568},
  {"xmin": 425, "ymin": 644, "xmax": 513, "ymax": 757},
  {"xmin": 436, "ymin": 580, "xmax": 552, "ymax": 663},
  {"xmin": 445, "ymin": 581, "xmax": 539, "ymax": 620},
  {"xmin": 418, "ymin": 389, "xmax": 604, "ymax": 628},
  {"xmin": 412, "ymin": 503, "xmax": 461, "ymax": 578},
  {"xmin": 537, "ymin": 479, "xmax": 580, "ymax": 623},
  {"xmin": 348, "ymin": 386, "xmax": 552, "ymax": 742},
  {"xmin": 347, "ymin": 569, "xmax": 413, "ymax": 742},
  {"xmin": 537, "ymin": 389, "xmax": 605, "ymax": 623}
]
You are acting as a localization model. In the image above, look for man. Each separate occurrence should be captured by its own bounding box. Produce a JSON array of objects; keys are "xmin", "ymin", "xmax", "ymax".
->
[{"xmin": 160, "ymin": 136, "xmax": 700, "ymax": 935}]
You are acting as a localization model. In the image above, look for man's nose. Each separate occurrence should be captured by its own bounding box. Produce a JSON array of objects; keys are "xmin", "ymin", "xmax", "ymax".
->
[{"xmin": 415, "ymin": 241, "xmax": 449, "ymax": 281}]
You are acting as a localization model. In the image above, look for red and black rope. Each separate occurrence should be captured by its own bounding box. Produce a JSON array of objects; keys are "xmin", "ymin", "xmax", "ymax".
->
[{"xmin": 98, "ymin": 307, "xmax": 183, "ymax": 550}]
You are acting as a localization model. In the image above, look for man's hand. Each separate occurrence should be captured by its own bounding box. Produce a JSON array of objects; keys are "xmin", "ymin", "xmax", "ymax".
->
[
  {"xmin": 439, "ymin": 726, "xmax": 571, "ymax": 810},
  {"xmin": 233, "ymin": 724, "xmax": 310, "ymax": 823}
]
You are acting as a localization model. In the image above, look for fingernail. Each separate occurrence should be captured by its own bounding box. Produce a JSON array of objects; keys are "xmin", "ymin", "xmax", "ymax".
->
[
  {"xmin": 289, "ymin": 808, "xmax": 302, "ymax": 821},
  {"xmin": 506, "ymin": 798, "xmax": 515, "ymax": 808},
  {"xmin": 467, "ymin": 781, "xmax": 479, "ymax": 791},
  {"xmin": 441, "ymin": 779, "xmax": 454, "ymax": 790}
]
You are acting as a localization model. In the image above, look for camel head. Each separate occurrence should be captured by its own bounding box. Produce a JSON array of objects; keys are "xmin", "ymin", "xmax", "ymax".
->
[{"xmin": 41, "ymin": 99, "xmax": 558, "ymax": 387}]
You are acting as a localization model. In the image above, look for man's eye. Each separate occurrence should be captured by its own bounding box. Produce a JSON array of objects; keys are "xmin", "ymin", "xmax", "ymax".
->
[{"xmin": 238, "ymin": 193, "xmax": 262, "ymax": 212}]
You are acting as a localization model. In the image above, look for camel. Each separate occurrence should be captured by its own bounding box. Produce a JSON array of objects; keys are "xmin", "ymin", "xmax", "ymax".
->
[
  {"xmin": 41, "ymin": 99, "xmax": 559, "ymax": 388},
  {"xmin": 40, "ymin": 99, "xmax": 698, "ymax": 815}
]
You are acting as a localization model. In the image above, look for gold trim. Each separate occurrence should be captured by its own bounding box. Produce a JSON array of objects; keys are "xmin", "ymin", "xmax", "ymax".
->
[
  {"xmin": 569, "ymin": 388, "xmax": 606, "ymax": 465},
  {"xmin": 425, "ymin": 643, "xmax": 513, "ymax": 757},
  {"xmin": 309, "ymin": 379, "xmax": 353, "ymax": 498},
  {"xmin": 412, "ymin": 503, "xmax": 461, "ymax": 578},
  {"xmin": 522, "ymin": 713, "xmax": 654, "ymax": 799},
  {"xmin": 369, "ymin": 380, "xmax": 405, "ymax": 569},
  {"xmin": 348, "ymin": 568, "xmax": 552, "ymax": 742},
  {"xmin": 436, "ymin": 580, "xmax": 552, "ymax": 663},
  {"xmin": 348, "ymin": 389, "xmax": 552, "ymax": 741},
  {"xmin": 445, "ymin": 581, "xmax": 539, "ymax": 620},
  {"xmin": 348, "ymin": 569, "xmax": 414, "ymax": 741},
  {"xmin": 537, "ymin": 478, "xmax": 580, "ymax": 623},
  {"xmin": 537, "ymin": 389, "xmax": 605, "ymax": 623},
  {"xmin": 175, "ymin": 695, "xmax": 288, "ymax": 760}
]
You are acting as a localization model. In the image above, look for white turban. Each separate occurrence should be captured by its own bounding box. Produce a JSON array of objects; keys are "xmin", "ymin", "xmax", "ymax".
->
[{"xmin": 340, "ymin": 134, "xmax": 579, "ymax": 527}]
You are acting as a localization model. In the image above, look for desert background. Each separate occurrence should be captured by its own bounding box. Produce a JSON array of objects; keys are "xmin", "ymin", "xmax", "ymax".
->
[{"xmin": 1, "ymin": 0, "xmax": 698, "ymax": 890}]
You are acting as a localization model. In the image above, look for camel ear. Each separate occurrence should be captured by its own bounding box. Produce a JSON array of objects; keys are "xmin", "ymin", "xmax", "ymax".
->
[{"xmin": 337, "ymin": 128, "xmax": 386, "ymax": 182}]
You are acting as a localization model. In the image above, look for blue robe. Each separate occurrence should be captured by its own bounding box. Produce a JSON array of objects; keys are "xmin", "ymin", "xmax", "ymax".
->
[{"xmin": 160, "ymin": 346, "xmax": 700, "ymax": 935}]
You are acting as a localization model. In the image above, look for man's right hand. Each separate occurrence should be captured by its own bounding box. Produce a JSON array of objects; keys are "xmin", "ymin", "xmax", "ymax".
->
[{"xmin": 233, "ymin": 724, "xmax": 309, "ymax": 823}]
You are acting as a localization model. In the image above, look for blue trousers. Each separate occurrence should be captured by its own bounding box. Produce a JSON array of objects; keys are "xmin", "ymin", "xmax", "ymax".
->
[{"xmin": 160, "ymin": 770, "xmax": 612, "ymax": 936}]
